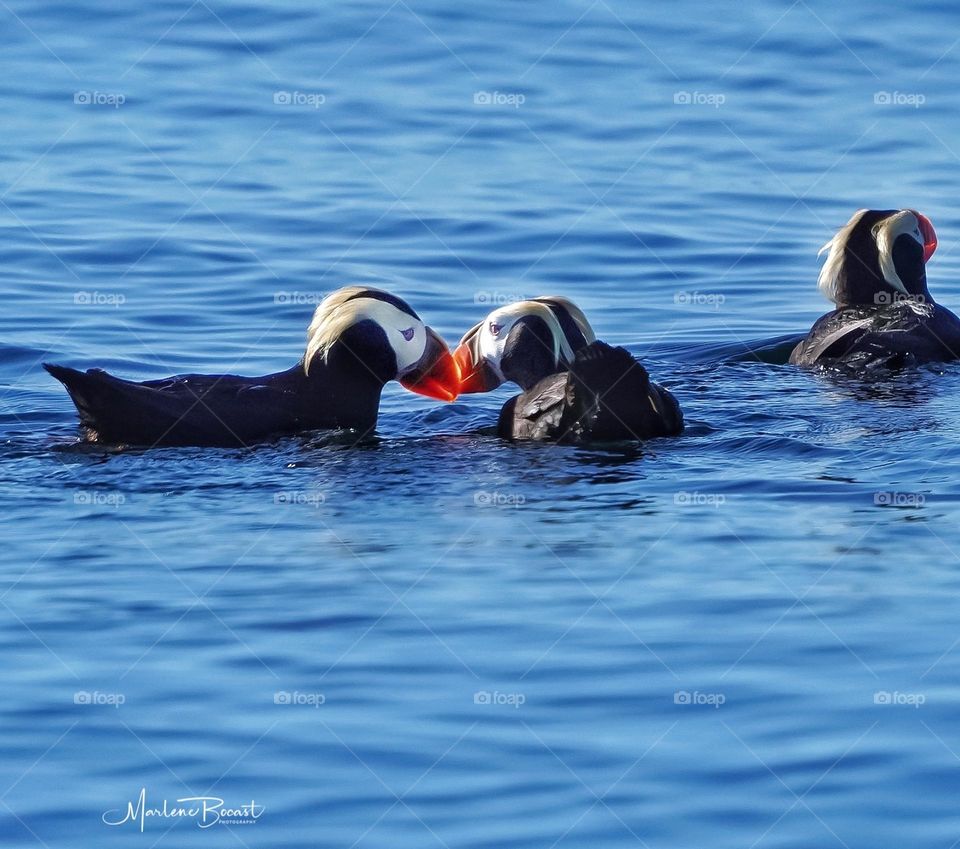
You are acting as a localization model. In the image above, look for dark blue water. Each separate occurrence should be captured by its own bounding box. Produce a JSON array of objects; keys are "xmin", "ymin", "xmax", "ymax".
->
[{"xmin": 3, "ymin": 1, "xmax": 960, "ymax": 846}]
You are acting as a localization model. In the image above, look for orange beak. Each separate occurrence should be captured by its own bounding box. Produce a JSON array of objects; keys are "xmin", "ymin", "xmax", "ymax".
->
[
  {"xmin": 915, "ymin": 211, "xmax": 938, "ymax": 263},
  {"xmin": 399, "ymin": 328, "xmax": 461, "ymax": 402},
  {"xmin": 453, "ymin": 341, "xmax": 503, "ymax": 393}
]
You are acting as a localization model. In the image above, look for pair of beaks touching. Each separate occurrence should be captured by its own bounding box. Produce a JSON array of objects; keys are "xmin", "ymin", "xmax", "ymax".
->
[
  {"xmin": 46, "ymin": 207, "xmax": 959, "ymax": 448},
  {"xmin": 44, "ymin": 289, "xmax": 680, "ymax": 447}
]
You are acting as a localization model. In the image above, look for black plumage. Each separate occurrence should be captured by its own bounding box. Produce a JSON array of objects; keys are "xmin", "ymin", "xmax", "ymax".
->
[
  {"xmin": 496, "ymin": 341, "xmax": 683, "ymax": 442},
  {"xmin": 791, "ymin": 208, "xmax": 960, "ymax": 367},
  {"xmin": 45, "ymin": 289, "xmax": 458, "ymax": 447}
]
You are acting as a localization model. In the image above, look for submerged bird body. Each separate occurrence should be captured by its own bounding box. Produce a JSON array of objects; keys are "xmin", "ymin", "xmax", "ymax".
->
[
  {"xmin": 45, "ymin": 361, "xmax": 373, "ymax": 447},
  {"xmin": 45, "ymin": 287, "xmax": 460, "ymax": 447},
  {"xmin": 455, "ymin": 297, "xmax": 683, "ymax": 443},
  {"xmin": 791, "ymin": 208, "xmax": 960, "ymax": 368},
  {"xmin": 789, "ymin": 300, "xmax": 960, "ymax": 370}
]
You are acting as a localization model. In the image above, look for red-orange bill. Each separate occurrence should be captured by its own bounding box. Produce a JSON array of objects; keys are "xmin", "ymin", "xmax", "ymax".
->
[
  {"xmin": 400, "ymin": 346, "xmax": 461, "ymax": 402},
  {"xmin": 453, "ymin": 342, "xmax": 501, "ymax": 393},
  {"xmin": 915, "ymin": 211, "xmax": 937, "ymax": 263}
]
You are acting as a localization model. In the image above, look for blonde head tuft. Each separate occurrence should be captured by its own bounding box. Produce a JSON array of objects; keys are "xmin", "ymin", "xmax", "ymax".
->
[
  {"xmin": 817, "ymin": 209, "xmax": 869, "ymax": 305},
  {"xmin": 532, "ymin": 295, "xmax": 597, "ymax": 346},
  {"xmin": 303, "ymin": 287, "xmax": 420, "ymax": 375}
]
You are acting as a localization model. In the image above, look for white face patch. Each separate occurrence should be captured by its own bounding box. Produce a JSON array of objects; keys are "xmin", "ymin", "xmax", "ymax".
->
[
  {"xmin": 467, "ymin": 302, "xmax": 564, "ymax": 381},
  {"xmin": 304, "ymin": 292, "xmax": 427, "ymax": 376},
  {"xmin": 363, "ymin": 299, "xmax": 427, "ymax": 373},
  {"xmin": 872, "ymin": 210, "xmax": 923, "ymax": 295},
  {"xmin": 474, "ymin": 306, "xmax": 523, "ymax": 380},
  {"xmin": 459, "ymin": 297, "xmax": 595, "ymax": 384}
]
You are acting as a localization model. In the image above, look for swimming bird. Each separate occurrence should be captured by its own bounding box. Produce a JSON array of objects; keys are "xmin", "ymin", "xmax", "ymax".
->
[
  {"xmin": 453, "ymin": 297, "xmax": 683, "ymax": 442},
  {"xmin": 790, "ymin": 208, "xmax": 960, "ymax": 368},
  {"xmin": 45, "ymin": 286, "xmax": 460, "ymax": 447}
]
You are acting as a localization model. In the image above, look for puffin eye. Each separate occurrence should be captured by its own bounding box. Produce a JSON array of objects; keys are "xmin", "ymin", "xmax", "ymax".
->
[
  {"xmin": 400, "ymin": 327, "xmax": 415, "ymax": 342},
  {"xmin": 489, "ymin": 322, "xmax": 502, "ymax": 337}
]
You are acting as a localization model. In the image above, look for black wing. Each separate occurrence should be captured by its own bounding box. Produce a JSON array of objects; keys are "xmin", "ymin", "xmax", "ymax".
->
[
  {"xmin": 790, "ymin": 303, "xmax": 960, "ymax": 368},
  {"xmin": 497, "ymin": 373, "xmax": 568, "ymax": 441},
  {"xmin": 565, "ymin": 342, "xmax": 683, "ymax": 441},
  {"xmin": 497, "ymin": 342, "xmax": 683, "ymax": 442}
]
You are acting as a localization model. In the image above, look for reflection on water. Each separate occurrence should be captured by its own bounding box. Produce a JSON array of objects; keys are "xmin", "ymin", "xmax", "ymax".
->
[{"xmin": 816, "ymin": 366, "xmax": 946, "ymax": 408}]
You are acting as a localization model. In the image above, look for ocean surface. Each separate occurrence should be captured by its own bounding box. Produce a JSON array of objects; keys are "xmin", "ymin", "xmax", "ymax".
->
[{"xmin": 3, "ymin": 1, "xmax": 960, "ymax": 846}]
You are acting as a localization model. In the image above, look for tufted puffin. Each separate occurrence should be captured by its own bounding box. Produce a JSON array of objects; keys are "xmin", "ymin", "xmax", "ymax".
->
[
  {"xmin": 453, "ymin": 297, "xmax": 683, "ymax": 442},
  {"xmin": 45, "ymin": 286, "xmax": 460, "ymax": 447},
  {"xmin": 790, "ymin": 208, "xmax": 960, "ymax": 368}
]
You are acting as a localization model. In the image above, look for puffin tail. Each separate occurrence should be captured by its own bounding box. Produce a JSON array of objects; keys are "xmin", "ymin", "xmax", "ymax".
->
[{"xmin": 44, "ymin": 363, "xmax": 119, "ymax": 440}]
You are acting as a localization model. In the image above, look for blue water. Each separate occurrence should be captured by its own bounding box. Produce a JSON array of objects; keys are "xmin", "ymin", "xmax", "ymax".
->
[{"xmin": 3, "ymin": 1, "xmax": 960, "ymax": 846}]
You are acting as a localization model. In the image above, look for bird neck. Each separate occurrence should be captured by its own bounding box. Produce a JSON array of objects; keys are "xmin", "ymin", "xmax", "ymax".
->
[{"xmin": 300, "ymin": 354, "xmax": 388, "ymax": 432}]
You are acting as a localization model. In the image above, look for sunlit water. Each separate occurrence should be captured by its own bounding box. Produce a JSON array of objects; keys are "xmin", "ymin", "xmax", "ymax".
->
[{"xmin": 3, "ymin": 1, "xmax": 960, "ymax": 847}]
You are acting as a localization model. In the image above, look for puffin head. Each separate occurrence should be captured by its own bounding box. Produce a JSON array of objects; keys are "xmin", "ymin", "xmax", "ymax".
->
[
  {"xmin": 453, "ymin": 296, "xmax": 596, "ymax": 392},
  {"xmin": 304, "ymin": 286, "xmax": 460, "ymax": 401},
  {"xmin": 817, "ymin": 208, "xmax": 938, "ymax": 307}
]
